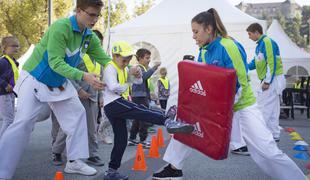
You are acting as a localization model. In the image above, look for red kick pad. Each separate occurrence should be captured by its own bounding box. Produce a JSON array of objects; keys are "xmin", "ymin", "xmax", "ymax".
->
[{"xmin": 174, "ymin": 60, "xmax": 237, "ymax": 160}]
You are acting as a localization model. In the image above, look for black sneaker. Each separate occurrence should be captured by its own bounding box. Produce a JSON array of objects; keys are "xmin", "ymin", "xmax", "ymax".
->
[
  {"xmin": 103, "ymin": 168, "xmax": 128, "ymax": 180},
  {"xmin": 152, "ymin": 164, "xmax": 183, "ymax": 180},
  {"xmin": 165, "ymin": 119, "xmax": 194, "ymax": 134},
  {"xmin": 52, "ymin": 153, "xmax": 63, "ymax": 166},
  {"xmin": 140, "ymin": 141, "xmax": 151, "ymax": 149},
  {"xmin": 86, "ymin": 156, "xmax": 105, "ymax": 166},
  {"xmin": 128, "ymin": 139, "xmax": 139, "ymax": 146},
  {"xmin": 231, "ymin": 146, "xmax": 250, "ymax": 156}
]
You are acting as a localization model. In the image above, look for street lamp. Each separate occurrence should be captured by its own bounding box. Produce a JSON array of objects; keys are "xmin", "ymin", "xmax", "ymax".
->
[{"xmin": 48, "ymin": 0, "xmax": 53, "ymax": 26}]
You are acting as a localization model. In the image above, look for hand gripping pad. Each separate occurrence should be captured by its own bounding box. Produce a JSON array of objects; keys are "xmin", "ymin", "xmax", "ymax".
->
[{"xmin": 174, "ymin": 61, "xmax": 237, "ymax": 160}]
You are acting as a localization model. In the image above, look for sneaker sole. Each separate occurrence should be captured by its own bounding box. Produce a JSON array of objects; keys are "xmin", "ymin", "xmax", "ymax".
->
[
  {"xmin": 152, "ymin": 176, "xmax": 183, "ymax": 180},
  {"xmin": 167, "ymin": 125, "xmax": 194, "ymax": 134},
  {"xmin": 64, "ymin": 168, "xmax": 97, "ymax": 176},
  {"xmin": 231, "ymin": 151, "xmax": 250, "ymax": 156},
  {"xmin": 86, "ymin": 160, "xmax": 105, "ymax": 167}
]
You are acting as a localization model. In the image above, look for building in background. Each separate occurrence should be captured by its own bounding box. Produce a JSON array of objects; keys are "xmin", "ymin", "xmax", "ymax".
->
[{"xmin": 236, "ymin": 0, "xmax": 302, "ymax": 19}]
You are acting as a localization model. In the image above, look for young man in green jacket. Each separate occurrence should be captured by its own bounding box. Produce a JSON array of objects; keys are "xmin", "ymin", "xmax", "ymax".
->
[
  {"xmin": 0, "ymin": 0, "xmax": 112, "ymax": 179},
  {"xmin": 247, "ymin": 23, "xmax": 285, "ymax": 142}
]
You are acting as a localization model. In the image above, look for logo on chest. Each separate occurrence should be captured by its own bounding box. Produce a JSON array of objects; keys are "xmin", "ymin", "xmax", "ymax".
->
[
  {"xmin": 211, "ymin": 59, "xmax": 220, "ymax": 66},
  {"xmin": 84, "ymin": 40, "xmax": 90, "ymax": 49}
]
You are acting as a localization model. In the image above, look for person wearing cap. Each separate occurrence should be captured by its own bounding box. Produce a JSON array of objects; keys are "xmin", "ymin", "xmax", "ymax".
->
[
  {"xmin": 0, "ymin": 0, "xmax": 111, "ymax": 179},
  {"xmin": 102, "ymin": 41, "xmax": 194, "ymax": 180}
]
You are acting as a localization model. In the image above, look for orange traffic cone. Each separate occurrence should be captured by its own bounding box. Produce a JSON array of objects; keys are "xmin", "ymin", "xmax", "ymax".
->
[
  {"xmin": 157, "ymin": 128, "xmax": 165, "ymax": 148},
  {"xmin": 148, "ymin": 135, "xmax": 160, "ymax": 158},
  {"xmin": 132, "ymin": 143, "xmax": 147, "ymax": 171},
  {"xmin": 55, "ymin": 171, "xmax": 63, "ymax": 180}
]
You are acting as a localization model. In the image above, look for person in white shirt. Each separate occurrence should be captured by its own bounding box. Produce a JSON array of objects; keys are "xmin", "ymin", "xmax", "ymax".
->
[{"xmin": 102, "ymin": 41, "xmax": 194, "ymax": 180}]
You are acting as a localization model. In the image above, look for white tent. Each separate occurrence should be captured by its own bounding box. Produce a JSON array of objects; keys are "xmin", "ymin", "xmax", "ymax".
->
[
  {"xmin": 267, "ymin": 20, "xmax": 310, "ymax": 87},
  {"xmin": 17, "ymin": 44, "xmax": 35, "ymax": 72},
  {"xmin": 267, "ymin": 20, "xmax": 310, "ymax": 74},
  {"xmin": 109, "ymin": 0, "xmax": 266, "ymax": 105}
]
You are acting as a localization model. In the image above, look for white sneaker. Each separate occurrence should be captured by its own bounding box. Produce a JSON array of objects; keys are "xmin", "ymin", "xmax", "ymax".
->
[{"xmin": 64, "ymin": 159, "xmax": 97, "ymax": 176}]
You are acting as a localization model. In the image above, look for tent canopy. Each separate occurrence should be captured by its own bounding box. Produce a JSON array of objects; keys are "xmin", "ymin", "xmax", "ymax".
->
[
  {"xmin": 109, "ymin": 0, "xmax": 266, "ymax": 105},
  {"xmin": 115, "ymin": 0, "xmax": 260, "ymax": 30},
  {"xmin": 267, "ymin": 20, "xmax": 310, "ymax": 60}
]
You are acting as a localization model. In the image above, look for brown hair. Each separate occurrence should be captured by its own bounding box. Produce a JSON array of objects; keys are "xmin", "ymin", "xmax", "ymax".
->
[
  {"xmin": 246, "ymin": 23, "xmax": 263, "ymax": 34},
  {"xmin": 76, "ymin": 0, "xmax": 104, "ymax": 9},
  {"xmin": 1, "ymin": 36, "xmax": 18, "ymax": 54},
  {"xmin": 191, "ymin": 8, "xmax": 228, "ymax": 38},
  {"xmin": 136, "ymin": 48, "xmax": 151, "ymax": 61},
  {"xmin": 159, "ymin": 67, "xmax": 167, "ymax": 75}
]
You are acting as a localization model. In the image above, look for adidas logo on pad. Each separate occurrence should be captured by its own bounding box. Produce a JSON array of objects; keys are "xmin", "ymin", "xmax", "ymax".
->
[
  {"xmin": 193, "ymin": 122, "xmax": 204, "ymax": 138},
  {"xmin": 189, "ymin": 80, "xmax": 206, "ymax": 96}
]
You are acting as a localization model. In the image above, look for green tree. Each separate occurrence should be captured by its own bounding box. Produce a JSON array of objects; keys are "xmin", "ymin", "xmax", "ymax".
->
[
  {"xmin": 301, "ymin": 6, "xmax": 310, "ymax": 45},
  {"xmin": 133, "ymin": 0, "xmax": 155, "ymax": 17},
  {"xmin": 0, "ymin": 0, "xmax": 72, "ymax": 54},
  {"xmin": 285, "ymin": 14, "xmax": 306, "ymax": 47},
  {"xmin": 98, "ymin": 0, "xmax": 130, "ymax": 32}
]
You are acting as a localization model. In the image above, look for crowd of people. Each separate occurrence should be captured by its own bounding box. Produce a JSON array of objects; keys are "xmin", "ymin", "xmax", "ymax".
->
[{"xmin": 0, "ymin": 0, "xmax": 308, "ymax": 180}]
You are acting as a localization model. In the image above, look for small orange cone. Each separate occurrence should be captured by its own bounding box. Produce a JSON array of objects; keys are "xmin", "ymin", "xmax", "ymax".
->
[
  {"xmin": 55, "ymin": 171, "xmax": 63, "ymax": 180},
  {"xmin": 132, "ymin": 143, "xmax": 147, "ymax": 171},
  {"xmin": 157, "ymin": 128, "xmax": 165, "ymax": 148},
  {"xmin": 148, "ymin": 135, "xmax": 160, "ymax": 158},
  {"xmin": 285, "ymin": 127, "xmax": 295, "ymax": 133}
]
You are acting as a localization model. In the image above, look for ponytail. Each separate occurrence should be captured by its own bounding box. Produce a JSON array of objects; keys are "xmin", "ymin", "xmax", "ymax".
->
[
  {"xmin": 207, "ymin": 8, "xmax": 227, "ymax": 38},
  {"xmin": 192, "ymin": 8, "xmax": 228, "ymax": 38}
]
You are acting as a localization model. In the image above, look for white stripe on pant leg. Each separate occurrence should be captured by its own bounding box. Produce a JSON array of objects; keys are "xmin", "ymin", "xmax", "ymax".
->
[
  {"xmin": 163, "ymin": 138, "xmax": 192, "ymax": 170},
  {"xmin": 0, "ymin": 76, "xmax": 46, "ymax": 179},
  {"xmin": 239, "ymin": 104, "xmax": 306, "ymax": 180},
  {"xmin": 230, "ymin": 112, "xmax": 246, "ymax": 150},
  {"xmin": 50, "ymin": 95, "xmax": 89, "ymax": 161}
]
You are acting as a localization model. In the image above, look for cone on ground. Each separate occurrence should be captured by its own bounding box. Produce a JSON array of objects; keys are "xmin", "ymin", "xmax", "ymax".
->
[
  {"xmin": 157, "ymin": 128, "xmax": 165, "ymax": 148},
  {"xmin": 293, "ymin": 145, "xmax": 308, "ymax": 151},
  {"xmin": 289, "ymin": 132, "xmax": 300, "ymax": 137},
  {"xmin": 55, "ymin": 171, "xmax": 63, "ymax": 180},
  {"xmin": 132, "ymin": 143, "xmax": 147, "ymax": 171},
  {"xmin": 294, "ymin": 152, "xmax": 310, "ymax": 160},
  {"xmin": 148, "ymin": 135, "xmax": 160, "ymax": 158},
  {"xmin": 295, "ymin": 140, "xmax": 309, "ymax": 146},
  {"xmin": 285, "ymin": 127, "xmax": 295, "ymax": 133},
  {"xmin": 291, "ymin": 135, "xmax": 303, "ymax": 141}
]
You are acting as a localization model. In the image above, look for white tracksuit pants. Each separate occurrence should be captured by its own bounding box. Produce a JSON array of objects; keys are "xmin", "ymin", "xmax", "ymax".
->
[
  {"xmin": 256, "ymin": 75, "xmax": 285, "ymax": 139},
  {"xmin": 230, "ymin": 75, "xmax": 286, "ymax": 149},
  {"xmin": 0, "ymin": 71, "xmax": 89, "ymax": 179},
  {"xmin": 163, "ymin": 103, "xmax": 306, "ymax": 180}
]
